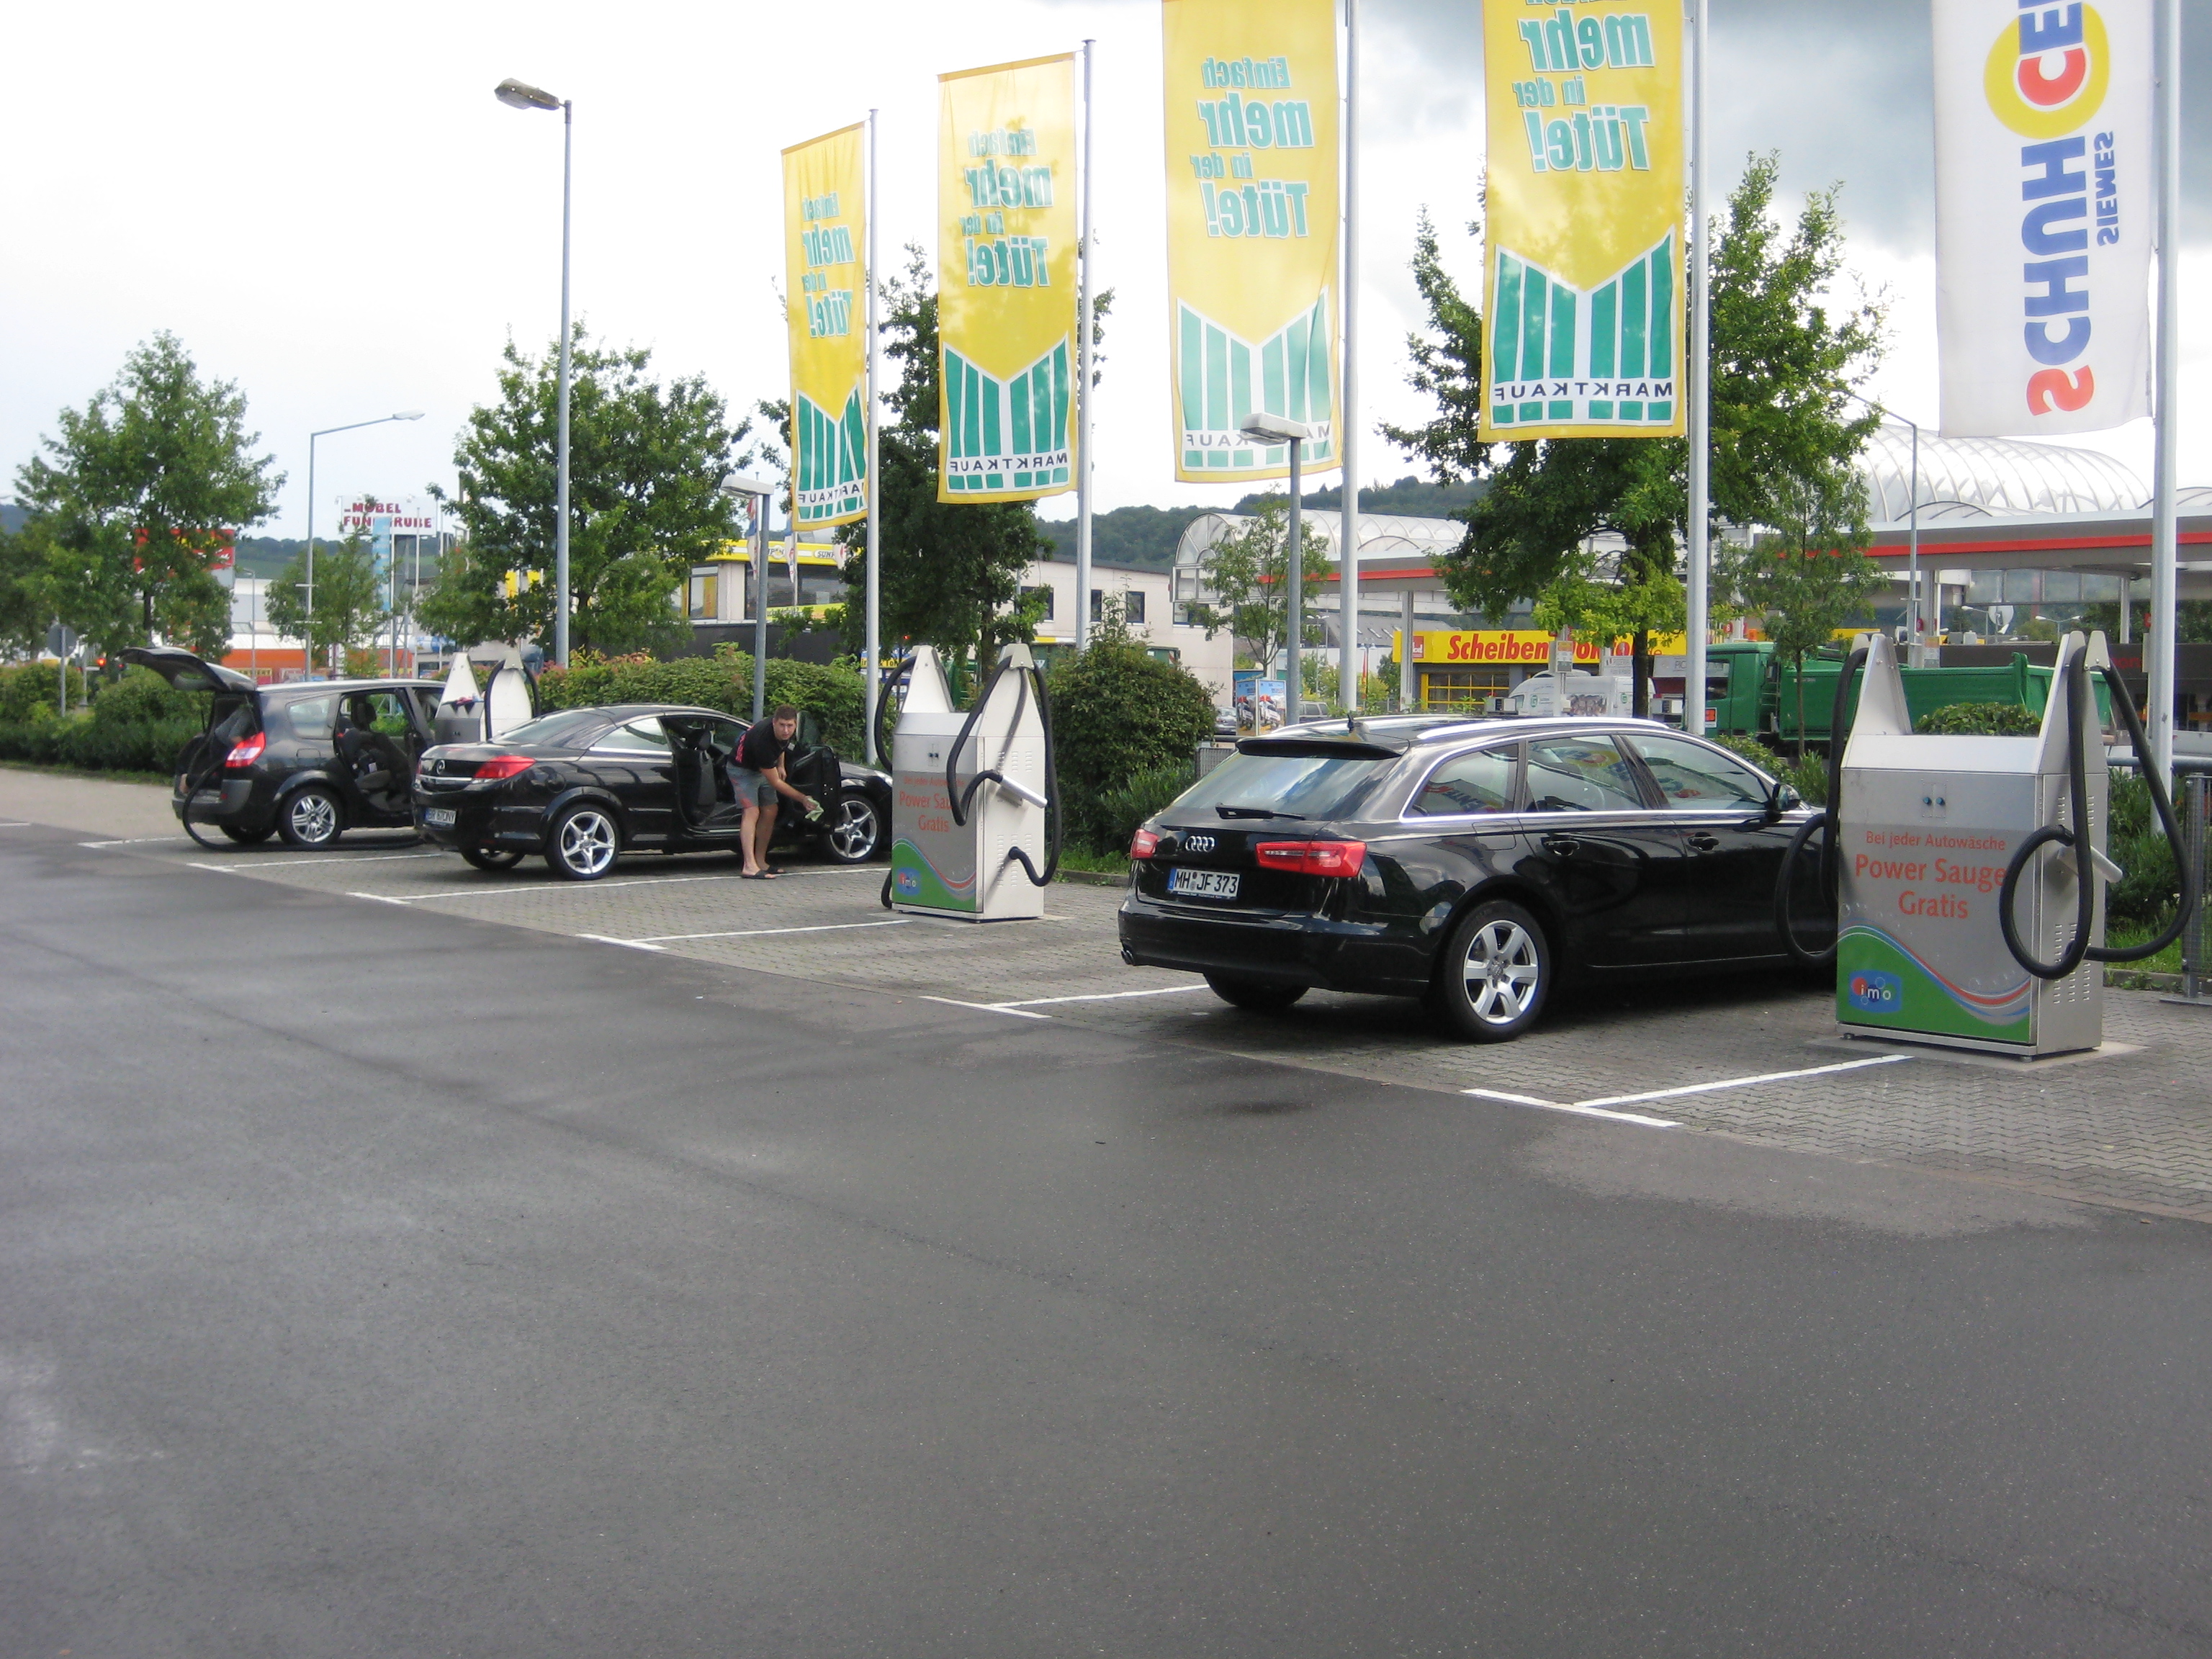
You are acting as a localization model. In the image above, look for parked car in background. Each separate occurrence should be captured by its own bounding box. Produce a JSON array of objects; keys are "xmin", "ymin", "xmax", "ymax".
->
[
  {"xmin": 123, "ymin": 647, "xmax": 439, "ymax": 848},
  {"xmin": 1118, "ymin": 714, "xmax": 1824, "ymax": 1042},
  {"xmin": 413, "ymin": 703, "xmax": 891, "ymax": 879}
]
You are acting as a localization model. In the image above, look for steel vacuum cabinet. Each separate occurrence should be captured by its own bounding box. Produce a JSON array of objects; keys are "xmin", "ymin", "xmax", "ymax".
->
[
  {"xmin": 885, "ymin": 644, "xmax": 1060, "ymax": 922},
  {"xmin": 1786, "ymin": 631, "xmax": 2195, "ymax": 1058}
]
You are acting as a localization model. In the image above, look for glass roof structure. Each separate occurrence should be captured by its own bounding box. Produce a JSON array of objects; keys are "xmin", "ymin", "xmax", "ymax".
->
[{"xmin": 1858, "ymin": 426, "xmax": 2148, "ymax": 523}]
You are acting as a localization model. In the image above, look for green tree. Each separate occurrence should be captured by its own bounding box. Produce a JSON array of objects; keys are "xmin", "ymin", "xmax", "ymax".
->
[
  {"xmin": 1184, "ymin": 494, "xmax": 1335, "ymax": 680},
  {"xmin": 264, "ymin": 528, "xmax": 390, "ymax": 668},
  {"xmin": 838, "ymin": 246, "xmax": 1050, "ymax": 673},
  {"xmin": 14, "ymin": 333, "xmax": 282, "ymax": 660},
  {"xmin": 0, "ymin": 521, "xmax": 43, "ymax": 657},
  {"xmin": 1716, "ymin": 468, "xmax": 1887, "ymax": 757},
  {"xmin": 419, "ymin": 328, "xmax": 750, "ymax": 656},
  {"xmin": 1048, "ymin": 629, "xmax": 1217, "ymax": 850},
  {"xmin": 1383, "ymin": 157, "xmax": 1886, "ymax": 716}
]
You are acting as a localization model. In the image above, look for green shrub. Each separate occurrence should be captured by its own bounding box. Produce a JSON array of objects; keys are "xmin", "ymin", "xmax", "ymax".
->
[
  {"xmin": 91, "ymin": 665, "xmax": 202, "ymax": 725},
  {"xmin": 2105, "ymin": 768, "xmax": 2184, "ymax": 931},
  {"xmin": 0, "ymin": 712, "xmax": 199, "ymax": 774},
  {"xmin": 1705, "ymin": 732, "xmax": 1784, "ymax": 779},
  {"xmin": 536, "ymin": 645, "xmax": 867, "ymax": 757},
  {"xmin": 0, "ymin": 662, "xmax": 85, "ymax": 725},
  {"xmin": 1048, "ymin": 640, "xmax": 1216, "ymax": 851},
  {"xmin": 1916, "ymin": 701, "xmax": 2041, "ymax": 736},
  {"xmin": 1089, "ymin": 763, "xmax": 1198, "ymax": 856}
]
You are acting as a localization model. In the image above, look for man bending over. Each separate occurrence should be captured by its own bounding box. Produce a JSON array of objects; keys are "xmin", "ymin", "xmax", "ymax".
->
[{"xmin": 730, "ymin": 704, "xmax": 819, "ymax": 878}]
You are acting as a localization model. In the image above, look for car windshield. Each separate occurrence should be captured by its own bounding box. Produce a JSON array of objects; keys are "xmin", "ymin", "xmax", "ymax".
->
[
  {"xmin": 1167, "ymin": 747, "xmax": 1390, "ymax": 822},
  {"xmin": 498, "ymin": 709, "xmax": 611, "ymax": 747}
]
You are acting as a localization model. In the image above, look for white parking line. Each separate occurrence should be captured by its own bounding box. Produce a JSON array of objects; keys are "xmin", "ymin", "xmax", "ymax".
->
[
  {"xmin": 631, "ymin": 920, "xmax": 914, "ymax": 944},
  {"xmin": 576, "ymin": 933, "xmax": 667, "ymax": 952},
  {"xmin": 1465, "ymin": 1090, "xmax": 1683, "ymax": 1130},
  {"xmin": 917, "ymin": 996, "xmax": 1053, "ymax": 1020},
  {"xmin": 346, "ymin": 891, "xmax": 414, "ymax": 907},
  {"xmin": 1574, "ymin": 1054, "xmax": 1910, "ymax": 1110},
  {"xmin": 79, "ymin": 837, "xmax": 184, "ymax": 848},
  {"xmin": 0, "ymin": 821, "xmax": 32, "ymax": 827},
  {"xmin": 340, "ymin": 871, "xmax": 755, "ymax": 904},
  {"xmin": 994, "ymin": 984, "xmax": 1210, "ymax": 1010}
]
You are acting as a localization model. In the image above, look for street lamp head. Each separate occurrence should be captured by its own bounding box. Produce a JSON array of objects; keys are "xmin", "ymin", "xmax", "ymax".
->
[
  {"xmin": 394, "ymin": 410, "xmax": 426, "ymax": 421},
  {"xmin": 719, "ymin": 472, "xmax": 781, "ymax": 498},
  {"xmin": 1238, "ymin": 411, "xmax": 1316, "ymax": 445},
  {"xmin": 495, "ymin": 77, "xmax": 562, "ymax": 112}
]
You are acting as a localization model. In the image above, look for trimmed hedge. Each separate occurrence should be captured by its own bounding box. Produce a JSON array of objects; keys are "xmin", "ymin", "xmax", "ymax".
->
[
  {"xmin": 1048, "ymin": 640, "xmax": 1217, "ymax": 852},
  {"xmin": 0, "ymin": 662, "xmax": 86, "ymax": 725},
  {"xmin": 1089, "ymin": 763, "xmax": 1199, "ymax": 857},
  {"xmin": 0, "ymin": 715, "xmax": 198, "ymax": 774},
  {"xmin": 1917, "ymin": 701, "xmax": 2041, "ymax": 736},
  {"xmin": 536, "ymin": 645, "xmax": 866, "ymax": 756}
]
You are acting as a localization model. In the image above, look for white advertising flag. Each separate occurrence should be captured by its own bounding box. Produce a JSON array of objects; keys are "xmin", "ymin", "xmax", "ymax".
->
[{"xmin": 1933, "ymin": 0, "xmax": 2152, "ymax": 437}]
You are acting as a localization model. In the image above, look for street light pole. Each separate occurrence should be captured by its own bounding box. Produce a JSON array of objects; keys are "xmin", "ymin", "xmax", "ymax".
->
[
  {"xmin": 495, "ymin": 77, "xmax": 575, "ymax": 667},
  {"xmin": 1242, "ymin": 413, "xmax": 1320, "ymax": 724},
  {"xmin": 304, "ymin": 413, "xmax": 423, "ymax": 679},
  {"xmin": 721, "ymin": 472, "xmax": 780, "ymax": 721},
  {"xmin": 1844, "ymin": 391, "xmax": 1925, "ymax": 662}
]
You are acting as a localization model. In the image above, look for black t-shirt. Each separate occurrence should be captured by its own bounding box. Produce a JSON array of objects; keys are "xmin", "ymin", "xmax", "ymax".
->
[{"xmin": 738, "ymin": 722, "xmax": 792, "ymax": 773}]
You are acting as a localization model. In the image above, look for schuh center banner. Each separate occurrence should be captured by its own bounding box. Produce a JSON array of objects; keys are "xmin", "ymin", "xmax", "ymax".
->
[
  {"xmin": 1161, "ymin": 0, "xmax": 1340, "ymax": 484},
  {"xmin": 938, "ymin": 54, "xmax": 1081, "ymax": 502},
  {"xmin": 782, "ymin": 123, "xmax": 870, "ymax": 528},
  {"xmin": 1933, "ymin": 0, "xmax": 2150, "ymax": 436},
  {"xmin": 1480, "ymin": 0, "xmax": 1684, "ymax": 439}
]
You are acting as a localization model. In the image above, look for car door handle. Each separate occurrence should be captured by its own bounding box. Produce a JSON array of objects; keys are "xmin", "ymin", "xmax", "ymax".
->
[
  {"xmin": 1686, "ymin": 832, "xmax": 1721, "ymax": 853},
  {"xmin": 1540, "ymin": 834, "xmax": 1581, "ymax": 858}
]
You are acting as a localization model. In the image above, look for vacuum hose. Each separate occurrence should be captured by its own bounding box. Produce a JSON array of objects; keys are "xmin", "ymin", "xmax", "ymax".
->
[
  {"xmin": 1773, "ymin": 647, "xmax": 1870, "ymax": 968},
  {"xmin": 945, "ymin": 657, "xmax": 1061, "ymax": 889},
  {"xmin": 1998, "ymin": 652, "xmax": 2198, "ymax": 978},
  {"xmin": 175, "ymin": 735, "xmax": 232, "ymax": 852}
]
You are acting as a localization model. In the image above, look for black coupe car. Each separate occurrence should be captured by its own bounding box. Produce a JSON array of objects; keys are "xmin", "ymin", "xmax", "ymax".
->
[
  {"xmin": 1118, "ymin": 715, "xmax": 1829, "ymax": 1042},
  {"xmin": 125, "ymin": 647, "xmax": 441, "ymax": 848},
  {"xmin": 413, "ymin": 704, "xmax": 891, "ymax": 879}
]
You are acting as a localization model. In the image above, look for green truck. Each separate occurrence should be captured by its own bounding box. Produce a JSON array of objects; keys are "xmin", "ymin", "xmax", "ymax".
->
[{"xmin": 1701, "ymin": 640, "xmax": 2108, "ymax": 750}]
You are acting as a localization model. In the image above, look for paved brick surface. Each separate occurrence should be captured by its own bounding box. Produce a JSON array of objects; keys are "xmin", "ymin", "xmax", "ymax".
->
[{"xmin": 14, "ymin": 761, "xmax": 2211, "ymax": 1228}]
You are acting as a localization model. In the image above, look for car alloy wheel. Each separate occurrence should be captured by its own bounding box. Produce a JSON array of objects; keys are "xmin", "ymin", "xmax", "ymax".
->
[
  {"xmin": 279, "ymin": 786, "xmax": 343, "ymax": 849},
  {"xmin": 1437, "ymin": 900, "xmax": 1550, "ymax": 1042},
  {"xmin": 822, "ymin": 793, "xmax": 884, "ymax": 863},
  {"xmin": 547, "ymin": 805, "xmax": 619, "ymax": 881}
]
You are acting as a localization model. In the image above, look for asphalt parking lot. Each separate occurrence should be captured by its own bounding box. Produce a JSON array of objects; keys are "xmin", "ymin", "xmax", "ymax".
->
[
  {"xmin": 27, "ymin": 766, "xmax": 2212, "ymax": 1226},
  {"xmin": 7, "ymin": 768, "xmax": 2212, "ymax": 1656}
]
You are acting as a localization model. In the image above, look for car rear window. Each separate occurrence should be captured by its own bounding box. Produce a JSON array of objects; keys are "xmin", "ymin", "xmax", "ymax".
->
[
  {"xmin": 498, "ymin": 709, "xmax": 612, "ymax": 747},
  {"xmin": 1169, "ymin": 747, "xmax": 1391, "ymax": 822}
]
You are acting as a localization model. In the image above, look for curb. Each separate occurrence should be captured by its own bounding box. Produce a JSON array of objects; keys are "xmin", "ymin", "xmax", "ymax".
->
[
  {"xmin": 2105, "ymin": 966, "xmax": 2184, "ymax": 994},
  {"xmin": 1056, "ymin": 867, "xmax": 1131, "ymax": 889}
]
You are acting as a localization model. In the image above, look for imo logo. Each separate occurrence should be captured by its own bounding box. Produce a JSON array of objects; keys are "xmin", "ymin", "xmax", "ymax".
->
[
  {"xmin": 1984, "ymin": 4, "xmax": 2109, "ymax": 138},
  {"xmin": 894, "ymin": 868, "xmax": 922, "ymax": 896},
  {"xmin": 1848, "ymin": 971, "xmax": 1902, "ymax": 1012}
]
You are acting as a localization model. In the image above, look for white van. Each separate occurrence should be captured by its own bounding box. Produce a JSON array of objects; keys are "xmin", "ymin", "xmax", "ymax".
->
[{"xmin": 1503, "ymin": 669, "xmax": 1648, "ymax": 719}]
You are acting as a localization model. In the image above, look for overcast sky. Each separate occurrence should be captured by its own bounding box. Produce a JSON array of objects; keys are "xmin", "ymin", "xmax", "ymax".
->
[{"xmin": 3, "ymin": 0, "xmax": 2205, "ymax": 540}]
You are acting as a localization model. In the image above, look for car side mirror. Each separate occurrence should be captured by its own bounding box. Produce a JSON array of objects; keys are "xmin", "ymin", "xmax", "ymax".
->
[{"xmin": 1770, "ymin": 783, "xmax": 1802, "ymax": 819}]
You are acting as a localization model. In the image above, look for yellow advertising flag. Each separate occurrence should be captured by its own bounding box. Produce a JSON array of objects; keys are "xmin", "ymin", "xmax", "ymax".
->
[
  {"xmin": 1161, "ymin": 0, "xmax": 1340, "ymax": 485},
  {"xmin": 782, "ymin": 123, "xmax": 870, "ymax": 528},
  {"xmin": 1480, "ymin": 0, "xmax": 1685, "ymax": 440},
  {"xmin": 938, "ymin": 54, "xmax": 1080, "ymax": 504}
]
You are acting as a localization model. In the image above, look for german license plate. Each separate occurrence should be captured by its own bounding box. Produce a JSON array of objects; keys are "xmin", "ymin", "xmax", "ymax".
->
[
  {"xmin": 423, "ymin": 807, "xmax": 457, "ymax": 828},
  {"xmin": 1167, "ymin": 867, "xmax": 1239, "ymax": 900}
]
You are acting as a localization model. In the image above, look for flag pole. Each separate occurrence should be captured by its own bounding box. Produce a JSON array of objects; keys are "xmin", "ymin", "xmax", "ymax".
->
[
  {"xmin": 1683, "ymin": 0, "xmax": 1711, "ymax": 735},
  {"xmin": 1338, "ymin": 0, "xmax": 1361, "ymax": 716},
  {"xmin": 1075, "ymin": 41, "xmax": 1097, "ymax": 654},
  {"xmin": 864, "ymin": 107, "xmax": 884, "ymax": 763},
  {"xmin": 2147, "ymin": 0, "xmax": 2180, "ymax": 781}
]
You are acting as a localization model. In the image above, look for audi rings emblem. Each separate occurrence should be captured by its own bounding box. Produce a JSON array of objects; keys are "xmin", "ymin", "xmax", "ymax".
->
[{"xmin": 1184, "ymin": 834, "xmax": 1215, "ymax": 853}]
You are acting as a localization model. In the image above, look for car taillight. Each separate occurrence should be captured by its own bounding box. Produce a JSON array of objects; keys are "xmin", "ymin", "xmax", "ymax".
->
[
  {"xmin": 475, "ymin": 754, "xmax": 535, "ymax": 781},
  {"xmin": 1254, "ymin": 840, "xmax": 1367, "ymax": 878},
  {"xmin": 223, "ymin": 732, "xmax": 266, "ymax": 768},
  {"xmin": 1130, "ymin": 827, "xmax": 1161, "ymax": 860}
]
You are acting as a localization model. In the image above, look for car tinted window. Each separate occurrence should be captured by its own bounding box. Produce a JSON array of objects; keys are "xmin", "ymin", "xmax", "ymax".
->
[
  {"xmin": 1169, "ymin": 748, "xmax": 1390, "ymax": 821},
  {"xmin": 276, "ymin": 694, "xmax": 338, "ymax": 739},
  {"xmin": 596, "ymin": 717, "xmax": 671, "ymax": 752},
  {"xmin": 1525, "ymin": 734, "xmax": 1645, "ymax": 813},
  {"xmin": 1629, "ymin": 734, "xmax": 1770, "ymax": 809},
  {"xmin": 500, "ymin": 709, "xmax": 610, "ymax": 747},
  {"xmin": 1410, "ymin": 745, "xmax": 1519, "ymax": 815}
]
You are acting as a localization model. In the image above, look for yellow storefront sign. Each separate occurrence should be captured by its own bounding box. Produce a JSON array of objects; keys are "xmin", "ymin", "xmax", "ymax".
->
[
  {"xmin": 1393, "ymin": 629, "xmax": 1691, "ymax": 664},
  {"xmin": 782, "ymin": 124, "xmax": 870, "ymax": 528},
  {"xmin": 1480, "ymin": 0, "xmax": 1684, "ymax": 440},
  {"xmin": 1161, "ymin": 0, "xmax": 1340, "ymax": 484},
  {"xmin": 938, "ymin": 54, "xmax": 1080, "ymax": 503}
]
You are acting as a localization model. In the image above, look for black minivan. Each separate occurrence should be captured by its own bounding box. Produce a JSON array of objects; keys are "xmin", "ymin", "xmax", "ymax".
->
[{"xmin": 124, "ymin": 647, "xmax": 443, "ymax": 848}]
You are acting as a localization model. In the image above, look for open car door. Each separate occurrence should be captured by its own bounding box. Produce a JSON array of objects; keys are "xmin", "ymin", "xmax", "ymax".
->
[{"xmin": 787, "ymin": 711, "xmax": 842, "ymax": 818}]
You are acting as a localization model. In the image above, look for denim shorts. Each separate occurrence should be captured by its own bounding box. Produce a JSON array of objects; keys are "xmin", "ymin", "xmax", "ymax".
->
[{"xmin": 727, "ymin": 767, "xmax": 776, "ymax": 808}]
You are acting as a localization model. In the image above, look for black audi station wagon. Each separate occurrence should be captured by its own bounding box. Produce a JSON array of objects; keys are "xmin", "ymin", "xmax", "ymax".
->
[
  {"xmin": 1118, "ymin": 715, "xmax": 1827, "ymax": 1042},
  {"xmin": 125, "ymin": 647, "xmax": 441, "ymax": 848},
  {"xmin": 413, "ymin": 704, "xmax": 891, "ymax": 879}
]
